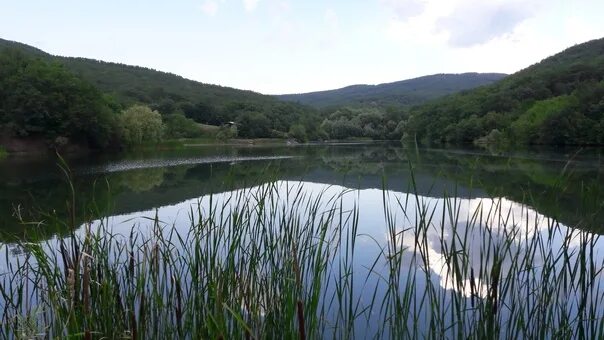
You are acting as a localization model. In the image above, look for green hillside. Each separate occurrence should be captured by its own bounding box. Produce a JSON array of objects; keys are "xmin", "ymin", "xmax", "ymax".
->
[
  {"xmin": 0, "ymin": 48, "xmax": 117, "ymax": 148},
  {"xmin": 404, "ymin": 38, "xmax": 604, "ymax": 146},
  {"xmin": 3, "ymin": 36, "xmax": 602, "ymax": 148},
  {"xmin": 0, "ymin": 38, "xmax": 322, "ymax": 146},
  {"xmin": 59, "ymin": 56, "xmax": 324, "ymax": 137},
  {"xmin": 276, "ymin": 73, "xmax": 507, "ymax": 108}
]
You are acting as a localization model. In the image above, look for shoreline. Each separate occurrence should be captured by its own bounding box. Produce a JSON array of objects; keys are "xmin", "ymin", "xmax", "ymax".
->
[{"xmin": 0, "ymin": 137, "xmax": 393, "ymax": 158}]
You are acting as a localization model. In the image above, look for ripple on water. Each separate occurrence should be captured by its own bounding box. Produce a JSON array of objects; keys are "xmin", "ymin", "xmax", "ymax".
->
[{"xmin": 84, "ymin": 155, "xmax": 295, "ymax": 174}]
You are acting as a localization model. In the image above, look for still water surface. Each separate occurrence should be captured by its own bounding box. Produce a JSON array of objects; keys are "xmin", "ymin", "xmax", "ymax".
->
[
  {"xmin": 0, "ymin": 143, "xmax": 603, "ymax": 336},
  {"xmin": 1, "ymin": 143, "xmax": 601, "ymax": 237}
]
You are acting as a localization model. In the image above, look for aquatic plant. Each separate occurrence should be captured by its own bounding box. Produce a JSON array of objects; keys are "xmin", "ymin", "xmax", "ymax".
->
[{"xmin": 0, "ymin": 169, "xmax": 603, "ymax": 338}]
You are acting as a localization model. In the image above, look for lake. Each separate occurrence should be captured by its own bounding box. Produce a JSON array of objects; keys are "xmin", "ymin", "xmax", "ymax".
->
[{"xmin": 1, "ymin": 143, "xmax": 603, "ymax": 338}]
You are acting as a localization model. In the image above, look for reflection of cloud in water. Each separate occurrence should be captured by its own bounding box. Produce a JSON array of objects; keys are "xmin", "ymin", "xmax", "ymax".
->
[
  {"xmin": 84, "ymin": 156, "xmax": 295, "ymax": 174},
  {"xmin": 466, "ymin": 197, "xmax": 551, "ymax": 238},
  {"xmin": 85, "ymin": 182, "xmax": 601, "ymax": 304},
  {"xmin": 385, "ymin": 194, "xmax": 596, "ymax": 298}
]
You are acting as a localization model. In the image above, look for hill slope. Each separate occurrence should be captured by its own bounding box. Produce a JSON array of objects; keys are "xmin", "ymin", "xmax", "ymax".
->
[
  {"xmin": 275, "ymin": 73, "xmax": 507, "ymax": 108},
  {"xmin": 0, "ymin": 38, "xmax": 276, "ymax": 109},
  {"xmin": 0, "ymin": 48, "xmax": 117, "ymax": 149},
  {"xmin": 0, "ymin": 38, "xmax": 322, "ymax": 141},
  {"xmin": 404, "ymin": 38, "xmax": 604, "ymax": 145}
]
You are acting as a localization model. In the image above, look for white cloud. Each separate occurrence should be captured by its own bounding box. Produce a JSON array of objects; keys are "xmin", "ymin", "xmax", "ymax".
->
[
  {"xmin": 381, "ymin": 0, "xmax": 428, "ymax": 19},
  {"xmin": 383, "ymin": 0, "xmax": 452, "ymax": 46},
  {"xmin": 383, "ymin": 0, "xmax": 547, "ymax": 47},
  {"xmin": 243, "ymin": 0, "xmax": 260, "ymax": 12},
  {"xmin": 324, "ymin": 8, "xmax": 339, "ymax": 28},
  {"xmin": 320, "ymin": 9, "xmax": 340, "ymax": 48},
  {"xmin": 437, "ymin": 1, "xmax": 541, "ymax": 47},
  {"xmin": 267, "ymin": 0, "xmax": 291, "ymax": 15},
  {"xmin": 200, "ymin": 0, "xmax": 219, "ymax": 16},
  {"xmin": 262, "ymin": 0, "xmax": 310, "ymax": 50}
]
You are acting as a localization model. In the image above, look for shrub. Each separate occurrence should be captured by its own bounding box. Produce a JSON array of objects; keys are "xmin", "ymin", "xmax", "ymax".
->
[
  {"xmin": 236, "ymin": 112, "xmax": 271, "ymax": 138},
  {"xmin": 288, "ymin": 124, "xmax": 307, "ymax": 142},
  {"xmin": 216, "ymin": 125, "xmax": 238, "ymax": 141},
  {"xmin": 164, "ymin": 113, "xmax": 202, "ymax": 139},
  {"xmin": 118, "ymin": 105, "xmax": 164, "ymax": 145}
]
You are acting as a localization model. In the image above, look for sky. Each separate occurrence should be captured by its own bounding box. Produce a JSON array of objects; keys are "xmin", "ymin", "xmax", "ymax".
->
[{"xmin": 1, "ymin": 0, "xmax": 603, "ymax": 94}]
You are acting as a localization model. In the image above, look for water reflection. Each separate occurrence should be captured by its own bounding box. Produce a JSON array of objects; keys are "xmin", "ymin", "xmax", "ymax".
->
[
  {"xmin": 87, "ymin": 155, "xmax": 294, "ymax": 174},
  {"xmin": 0, "ymin": 144, "xmax": 602, "ymax": 240},
  {"xmin": 79, "ymin": 180, "xmax": 604, "ymax": 337},
  {"xmin": 386, "ymin": 195, "xmax": 560, "ymax": 298},
  {"xmin": 1, "ymin": 170, "xmax": 603, "ymax": 337},
  {"xmin": 80, "ymin": 178, "xmax": 594, "ymax": 295}
]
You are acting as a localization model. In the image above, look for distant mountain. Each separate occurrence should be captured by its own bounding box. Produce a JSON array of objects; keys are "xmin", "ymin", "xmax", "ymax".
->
[
  {"xmin": 275, "ymin": 73, "xmax": 507, "ymax": 108},
  {"xmin": 405, "ymin": 37, "xmax": 604, "ymax": 146}
]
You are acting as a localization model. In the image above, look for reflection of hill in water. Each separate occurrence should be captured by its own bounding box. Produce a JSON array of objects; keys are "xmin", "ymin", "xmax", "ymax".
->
[
  {"xmin": 110, "ymin": 161, "xmax": 484, "ymax": 216},
  {"xmin": 0, "ymin": 144, "xmax": 602, "ymax": 241}
]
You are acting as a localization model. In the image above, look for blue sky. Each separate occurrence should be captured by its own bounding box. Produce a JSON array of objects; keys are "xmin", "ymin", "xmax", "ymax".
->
[{"xmin": 1, "ymin": 0, "xmax": 603, "ymax": 94}]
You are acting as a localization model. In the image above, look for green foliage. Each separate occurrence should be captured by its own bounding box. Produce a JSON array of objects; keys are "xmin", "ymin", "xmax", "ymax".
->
[
  {"xmin": 0, "ymin": 146, "xmax": 6, "ymax": 159},
  {"xmin": 164, "ymin": 113, "xmax": 202, "ymax": 139},
  {"xmin": 236, "ymin": 112, "xmax": 272, "ymax": 138},
  {"xmin": 288, "ymin": 124, "xmax": 307, "ymax": 142},
  {"xmin": 2, "ymin": 172, "xmax": 604, "ymax": 338},
  {"xmin": 474, "ymin": 129, "xmax": 508, "ymax": 146},
  {"xmin": 181, "ymin": 101, "xmax": 225, "ymax": 125},
  {"xmin": 320, "ymin": 107, "xmax": 404, "ymax": 140},
  {"xmin": 0, "ymin": 38, "xmax": 323, "ymax": 142},
  {"xmin": 118, "ymin": 105, "xmax": 164, "ymax": 145},
  {"xmin": 215, "ymin": 125, "xmax": 238, "ymax": 140},
  {"xmin": 0, "ymin": 48, "xmax": 117, "ymax": 148},
  {"xmin": 510, "ymin": 96, "xmax": 575, "ymax": 144},
  {"xmin": 321, "ymin": 119, "xmax": 362, "ymax": 139},
  {"xmin": 405, "ymin": 38, "xmax": 604, "ymax": 146}
]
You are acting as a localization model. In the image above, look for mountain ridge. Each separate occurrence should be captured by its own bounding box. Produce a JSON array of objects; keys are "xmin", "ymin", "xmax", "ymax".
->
[
  {"xmin": 275, "ymin": 72, "xmax": 507, "ymax": 108},
  {"xmin": 0, "ymin": 38, "xmax": 263, "ymax": 97}
]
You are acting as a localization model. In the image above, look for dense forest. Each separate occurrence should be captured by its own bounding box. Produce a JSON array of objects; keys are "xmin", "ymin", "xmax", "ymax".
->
[
  {"xmin": 57, "ymin": 57, "xmax": 323, "ymax": 139},
  {"xmin": 0, "ymin": 38, "xmax": 513, "ymax": 151},
  {"xmin": 278, "ymin": 73, "xmax": 508, "ymax": 141},
  {"xmin": 0, "ymin": 38, "xmax": 324, "ymax": 150},
  {"xmin": 1, "ymin": 36, "xmax": 603, "ymax": 150},
  {"xmin": 404, "ymin": 38, "xmax": 604, "ymax": 146},
  {"xmin": 276, "ymin": 73, "xmax": 506, "ymax": 108},
  {"xmin": 0, "ymin": 49, "xmax": 117, "ymax": 148}
]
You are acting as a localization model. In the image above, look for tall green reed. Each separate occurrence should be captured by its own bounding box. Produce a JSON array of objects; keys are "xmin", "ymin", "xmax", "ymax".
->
[{"xmin": 1, "ymin": 160, "xmax": 603, "ymax": 339}]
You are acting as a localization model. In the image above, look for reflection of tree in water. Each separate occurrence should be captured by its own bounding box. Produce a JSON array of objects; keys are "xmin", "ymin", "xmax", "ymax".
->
[
  {"xmin": 1, "ymin": 145, "xmax": 601, "ymax": 242},
  {"xmin": 411, "ymin": 149, "xmax": 604, "ymax": 233},
  {"xmin": 320, "ymin": 146, "xmax": 408, "ymax": 175},
  {"xmin": 315, "ymin": 145, "xmax": 602, "ymax": 232},
  {"xmin": 116, "ymin": 167, "xmax": 167, "ymax": 193}
]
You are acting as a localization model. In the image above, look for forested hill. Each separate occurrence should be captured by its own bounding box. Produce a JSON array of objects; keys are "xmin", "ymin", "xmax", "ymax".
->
[
  {"xmin": 0, "ymin": 38, "xmax": 278, "ymax": 110},
  {"xmin": 404, "ymin": 38, "xmax": 604, "ymax": 145},
  {"xmin": 0, "ymin": 38, "xmax": 323, "ymax": 147},
  {"xmin": 275, "ymin": 73, "xmax": 507, "ymax": 108}
]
